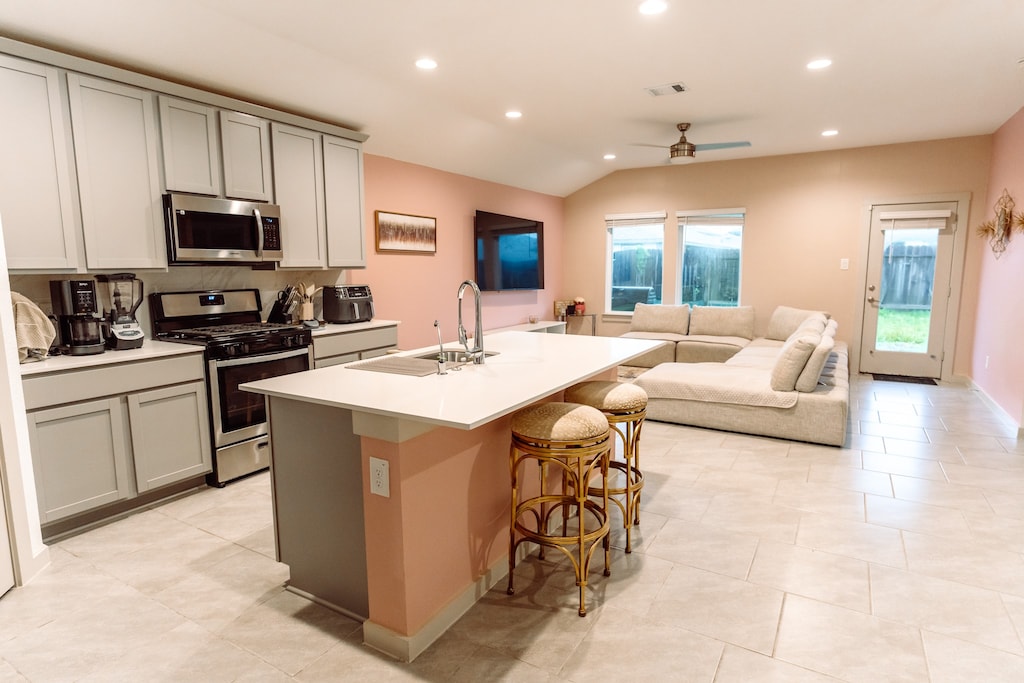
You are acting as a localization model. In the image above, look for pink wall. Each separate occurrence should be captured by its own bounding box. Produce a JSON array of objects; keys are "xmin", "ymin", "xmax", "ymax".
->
[
  {"xmin": 357, "ymin": 155, "xmax": 564, "ymax": 350},
  {"xmin": 971, "ymin": 107, "xmax": 1024, "ymax": 426}
]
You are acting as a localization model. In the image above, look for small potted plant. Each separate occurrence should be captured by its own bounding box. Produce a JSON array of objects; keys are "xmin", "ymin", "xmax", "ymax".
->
[{"xmin": 574, "ymin": 296, "xmax": 586, "ymax": 315}]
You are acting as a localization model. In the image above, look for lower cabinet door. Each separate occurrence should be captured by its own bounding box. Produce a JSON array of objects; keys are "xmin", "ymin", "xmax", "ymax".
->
[
  {"xmin": 128, "ymin": 381, "xmax": 212, "ymax": 492},
  {"xmin": 27, "ymin": 397, "xmax": 132, "ymax": 523}
]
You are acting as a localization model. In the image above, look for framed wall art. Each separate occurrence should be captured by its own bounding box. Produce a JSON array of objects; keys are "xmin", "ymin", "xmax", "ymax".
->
[{"xmin": 375, "ymin": 210, "xmax": 437, "ymax": 254}]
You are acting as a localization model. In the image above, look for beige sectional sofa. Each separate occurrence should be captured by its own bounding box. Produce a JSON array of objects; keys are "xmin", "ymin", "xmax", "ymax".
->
[
  {"xmin": 620, "ymin": 303, "xmax": 756, "ymax": 367},
  {"xmin": 625, "ymin": 305, "xmax": 850, "ymax": 446}
]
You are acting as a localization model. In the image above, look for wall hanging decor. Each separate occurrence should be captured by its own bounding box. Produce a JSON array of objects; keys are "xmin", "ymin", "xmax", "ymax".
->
[
  {"xmin": 975, "ymin": 188, "xmax": 1024, "ymax": 258},
  {"xmin": 375, "ymin": 210, "xmax": 437, "ymax": 254}
]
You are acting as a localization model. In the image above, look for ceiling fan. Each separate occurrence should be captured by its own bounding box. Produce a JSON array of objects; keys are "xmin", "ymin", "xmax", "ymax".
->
[{"xmin": 666, "ymin": 122, "xmax": 751, "ymax": 162}]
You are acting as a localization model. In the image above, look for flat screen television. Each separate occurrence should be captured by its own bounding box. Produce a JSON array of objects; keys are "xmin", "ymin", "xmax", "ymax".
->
[{"xmin": 474, "ymin": 210, "xmax": 545, "ymax": 291}]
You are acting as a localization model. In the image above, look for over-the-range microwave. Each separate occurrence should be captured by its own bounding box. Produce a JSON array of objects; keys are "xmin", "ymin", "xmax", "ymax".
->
[{"xmin": 164, "ymin": 193, "xmax": 283, "ymax": 265}]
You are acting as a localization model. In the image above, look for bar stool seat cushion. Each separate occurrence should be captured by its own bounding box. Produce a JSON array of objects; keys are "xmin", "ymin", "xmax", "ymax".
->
[
  {"xmin": 565, "ymin": 381, "xmax": 648, "ymax": 413},
  {"xmin": 511, "ymin": 402, "xmax": 608, "ymax": 442}
]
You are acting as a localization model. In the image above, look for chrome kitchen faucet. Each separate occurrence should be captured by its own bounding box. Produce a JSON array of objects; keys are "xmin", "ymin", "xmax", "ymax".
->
[{"xmin": 457, "ymin": 280, "xmax": 485, "ymax": 363}]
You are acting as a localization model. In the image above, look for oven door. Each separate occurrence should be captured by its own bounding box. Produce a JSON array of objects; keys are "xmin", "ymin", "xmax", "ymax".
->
[{"xmin": 208, "ymin": 347, "xmax": 312, "ymax": 448}]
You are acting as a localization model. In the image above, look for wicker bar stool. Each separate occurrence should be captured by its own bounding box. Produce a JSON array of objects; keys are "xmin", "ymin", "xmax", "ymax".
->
[
  {"xmin": 507, "ymin": 402, "xmax": 611, "ymax": 616},
  {"xmin": 564, "ymin": 381, "xmax": 648, "ymax": 553}
]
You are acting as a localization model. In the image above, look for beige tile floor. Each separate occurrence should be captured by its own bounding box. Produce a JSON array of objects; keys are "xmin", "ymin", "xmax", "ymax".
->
[{"xmin": 2, "ymin": 376, "xmax": 1024, "ymax": 681}]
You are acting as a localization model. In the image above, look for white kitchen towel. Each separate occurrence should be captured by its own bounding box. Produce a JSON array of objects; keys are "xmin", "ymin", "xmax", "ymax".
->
[{"xmin": 12, "ymin": 291, "xmax": 56, "ymax": 363}]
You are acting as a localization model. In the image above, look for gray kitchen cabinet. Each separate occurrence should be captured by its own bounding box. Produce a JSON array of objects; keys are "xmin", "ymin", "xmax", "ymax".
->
[
  {"xmin": 23, "ymin": 353, "xmax": 210, "ymax": 525},
  {"xmin": 271, "ymin": 122, "xmax": 326, "ymax": 268},
  {"xmin": 27, "ymin": 396, "xmax": 132, "ymax": 524},
  {"xmin": 220, "ymin": 110, "xmax": 273, "ymax": 202},
  {"xmin": 158, "ymin": 96, "xmax": 222, "ymax": 196},
  {"xmin": 128, "ymin": 381, "xmax": 211, "ymax": 492},
  {"xmin": 323, "ymin": 135, "xmax": 366, "ymax": 268},
  {"xmin": 313, "ymin": 324, "xmax": 397, "ymax": 369},
  {"xmin": 67, "ymin": 73, "xmax": 165, "ymax": 269},
  {"xmin": 0, "ymin": 55, "xmax": 82, "ymax": 270}
]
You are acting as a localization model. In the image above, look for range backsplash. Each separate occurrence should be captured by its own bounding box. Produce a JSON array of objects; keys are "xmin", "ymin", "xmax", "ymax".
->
[{"xmin": 9, "ymin": 266, "xmax": 349, "ymax": 336}]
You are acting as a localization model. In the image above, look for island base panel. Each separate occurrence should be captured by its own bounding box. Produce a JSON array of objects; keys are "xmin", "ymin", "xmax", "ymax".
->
[{"xmin": 268, "ymin": 397, "xmax": 369, "ymax": 619}]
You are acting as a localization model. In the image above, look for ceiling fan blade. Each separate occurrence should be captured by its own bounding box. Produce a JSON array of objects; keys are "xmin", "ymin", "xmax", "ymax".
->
[
  {"xmin": 694, "ymin": 141, "xmax": 751, "ymax": 152},
  {"xmin": 629, "ymin": 142, "xmax": 669, "ymax": 149}
]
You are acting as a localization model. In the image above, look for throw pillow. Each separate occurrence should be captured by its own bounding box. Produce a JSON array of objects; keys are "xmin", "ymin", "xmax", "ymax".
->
[
  {"xmin": 770, "ymin": 333, "xmax": 819, "ymax": 391},
  {"xmin": 630, "ymin": 303, "xmax": 690, "ymax": 334},
  {"xmin": 785, "ymin": 314, "xmax": 827, "ymax": 343},
  {"xmin": 689, "ymin": 305, "xmax": 755, "ymax": 339},
  {"xmin": 794, "ymin": 334, "xmax": 836, "ymax": 392},
  {"xmin": 824, "ymin": 319, "xmax": 838, "ymax": 338},
  {"xmin": 767, "ymin": 306, "xmax": 830, "ymax": 341}
]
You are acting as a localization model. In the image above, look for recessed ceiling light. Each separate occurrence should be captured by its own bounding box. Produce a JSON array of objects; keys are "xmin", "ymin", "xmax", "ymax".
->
[
  {"xmin": 505, "ymin": 111, "xmax": 522, "ymax": 119},
  {"xmin": 821, "ymin": 129, "xmax": 839, "ymax": 137},
  {"xmin": 603, "ymin": 153, "xmax": 616, "ymax": 160},
  {"xmin": 807, "ymin": 58, "xmax": 832, "ymax": 70},
  {"xmin": 415, "ymin": 57, "xmax": 437, "ymax": 70},
  {"xmin": 638, "ymin": 1, "xmax": 668, "ymax": 15}
]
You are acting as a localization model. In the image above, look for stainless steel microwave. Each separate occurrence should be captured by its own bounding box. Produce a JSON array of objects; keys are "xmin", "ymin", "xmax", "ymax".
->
[{"xmin": 164, "ymin": 193, "xmax": 283, "ymax": 265}]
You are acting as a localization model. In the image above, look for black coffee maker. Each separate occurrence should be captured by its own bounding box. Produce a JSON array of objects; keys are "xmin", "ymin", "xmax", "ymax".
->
[{"xmin": 49, "ymin": 280, "xmax": 105, "ymax": 356}]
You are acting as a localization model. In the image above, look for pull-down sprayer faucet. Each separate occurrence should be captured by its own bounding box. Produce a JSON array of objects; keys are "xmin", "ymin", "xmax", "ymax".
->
[{"xmin": 457, "ymin": 279, "xmax": 485, "ymax": 363}]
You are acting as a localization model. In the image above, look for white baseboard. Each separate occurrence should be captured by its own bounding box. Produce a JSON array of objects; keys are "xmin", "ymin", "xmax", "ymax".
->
[
  {"xmin": 968, "ymin": 378, "xmax": 1023, "ymax": 438},
  {"xmin": 361, "ymin": 542, "xmax": 541, "ymax": 662},
  {"xmin": 362, "ymin": 552, "xmax": 511, "ymax": 662}
]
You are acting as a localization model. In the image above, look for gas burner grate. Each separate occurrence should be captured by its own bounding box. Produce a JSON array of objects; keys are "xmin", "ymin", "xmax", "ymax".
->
[{"xmin": 174, "ymin": 322, "xmax": 301, "ymax": 339}]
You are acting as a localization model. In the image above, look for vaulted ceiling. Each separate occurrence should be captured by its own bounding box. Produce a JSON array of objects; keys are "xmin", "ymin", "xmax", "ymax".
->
[{"xmin": 2, "ymin": 1, "xmax": 1023, "ymax": 196}]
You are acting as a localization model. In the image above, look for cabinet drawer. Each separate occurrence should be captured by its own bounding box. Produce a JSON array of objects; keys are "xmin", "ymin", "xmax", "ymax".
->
[
  {"xmin": 22, "ymin": 354, "xmax": 205, "ymax": 410},
  {"xmin": 312, "ymin": 327, "xmax": 397, "ymax": 360}
]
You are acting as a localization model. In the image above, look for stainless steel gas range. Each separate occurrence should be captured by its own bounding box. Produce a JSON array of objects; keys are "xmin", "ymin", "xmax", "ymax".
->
[{"xmin": 150, "ymin": 289, "xmax": 313, "ymax": 486}]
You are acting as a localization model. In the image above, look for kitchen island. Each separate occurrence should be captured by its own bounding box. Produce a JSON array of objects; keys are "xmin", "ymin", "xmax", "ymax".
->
[{"xmin": 242, "ymin": 330, "xmax": 660, "ymax": 661}]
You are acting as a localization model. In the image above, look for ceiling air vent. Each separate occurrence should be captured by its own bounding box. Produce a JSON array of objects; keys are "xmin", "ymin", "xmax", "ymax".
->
[{"xmin": 645, "ymin": 81, "xmax": 688, "ymax": 97}]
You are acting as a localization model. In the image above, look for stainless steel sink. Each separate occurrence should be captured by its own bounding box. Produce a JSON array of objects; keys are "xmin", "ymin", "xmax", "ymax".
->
[{"xmin": 414, "ymin": 349, "xmax": 499, "ymax": 363}]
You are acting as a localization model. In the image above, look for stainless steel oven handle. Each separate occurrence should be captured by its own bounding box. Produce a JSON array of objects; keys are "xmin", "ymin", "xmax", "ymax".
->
[
  {"xmin": 212, "ymin": 346, "xmax": 311, "ymax": 368},
  {"xmin": 253, "ymin": 208, "xmax": 264, "ymax": 258}
]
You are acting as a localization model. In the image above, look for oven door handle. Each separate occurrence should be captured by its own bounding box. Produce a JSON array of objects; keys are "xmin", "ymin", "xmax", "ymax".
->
[{"xmin": 212, "ymin": 346, "xmax": 311, "ymax": 368}]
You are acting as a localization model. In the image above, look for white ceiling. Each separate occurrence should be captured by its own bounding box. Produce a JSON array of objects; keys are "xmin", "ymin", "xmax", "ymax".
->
[{"xmin": 3, "ymin": 1, "xmax": 1024, "ymax": 197}]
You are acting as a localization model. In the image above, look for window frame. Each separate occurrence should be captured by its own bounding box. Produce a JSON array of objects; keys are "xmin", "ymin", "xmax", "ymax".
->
[
  {"xmin": 676, "ymin": 208, "xmax": 745, "ymax": 308},
  {"xmin": 605, "ymin": 212, "xmax": 666, "ymax": 315}
]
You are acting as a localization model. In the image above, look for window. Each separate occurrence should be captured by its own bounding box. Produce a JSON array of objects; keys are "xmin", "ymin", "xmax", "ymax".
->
[
  {"xmin": 677, "ymin": 210, "xmax": 744, "ymax": 307},
  {"xmin": 606, "ymin": 213, "xmax": 664, "ymax": 312}
]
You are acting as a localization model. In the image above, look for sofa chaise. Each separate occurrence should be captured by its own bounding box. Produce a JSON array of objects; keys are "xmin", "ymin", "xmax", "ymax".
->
[{"xmin": 627, "ymin": 305, "xmax": 850, "ymax": 446}]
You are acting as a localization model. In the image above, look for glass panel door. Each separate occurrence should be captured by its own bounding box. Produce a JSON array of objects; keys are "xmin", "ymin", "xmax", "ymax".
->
[
  {"xmin": 860, "ymin": 202, "xmax": 956, "ymax": 378},
  {"xmin": 875, "ymin": 227, "xmax": 938, "ymax": 353}
]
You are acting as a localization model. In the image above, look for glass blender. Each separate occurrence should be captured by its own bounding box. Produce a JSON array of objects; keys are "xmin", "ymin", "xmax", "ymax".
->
[{"xmin": 97, "ymin": 273, "xmax": 145, "ymax": 350}]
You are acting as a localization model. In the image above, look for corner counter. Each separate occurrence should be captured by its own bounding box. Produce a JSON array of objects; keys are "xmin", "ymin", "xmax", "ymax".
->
[{"xmin": 242, "ymin": 331, "xmax": 660, "ymax": 661}]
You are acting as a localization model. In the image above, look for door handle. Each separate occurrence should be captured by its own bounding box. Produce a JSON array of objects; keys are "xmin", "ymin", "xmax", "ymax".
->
[{"xmin": 867, "ymin": 297, "xmax": 878, "ymax": 304}]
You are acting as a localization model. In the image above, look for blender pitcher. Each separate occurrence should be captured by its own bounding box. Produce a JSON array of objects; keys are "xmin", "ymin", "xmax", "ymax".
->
[{"xmin": 97, "ymin": 273, "xmax": 145, "ymax": 350}]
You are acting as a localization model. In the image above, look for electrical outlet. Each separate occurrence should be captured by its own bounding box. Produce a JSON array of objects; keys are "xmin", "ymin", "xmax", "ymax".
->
[
  {"xmin": 840, "ymin": 258, "xmax": 850, "ymax": 270},
  {"xmin": 369, "ymin": 456, "xmax": 390, "ymax": 497},
  {"xmin": 985, "ymin": 355, "xmax": 990, "ymax": 369}
]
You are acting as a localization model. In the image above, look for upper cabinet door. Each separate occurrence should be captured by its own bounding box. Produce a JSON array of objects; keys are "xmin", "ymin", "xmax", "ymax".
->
[
  {"xmin": 220, "ymin": 110, "xmax": 273, "ymax": 201},
  {"xmin": 271, "ymin": 122, "xmax": 326, "ymax": 268},
  {"xmin": 323, "ymin": 135, "xmax": 366, "ymax": 268},
  {"xmin": 67, "ymin": 74, "xmax": 166, "ymax": 269},
  {"xmin": 159, "ymin": 96, "xmax": 221, "ymax": 196},
  {"xmin": 0, "ymin": 55, "xmax": 82, "ymax": 270}
]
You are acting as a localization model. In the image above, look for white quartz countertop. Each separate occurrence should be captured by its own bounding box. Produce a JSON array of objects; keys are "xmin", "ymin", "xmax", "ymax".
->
[
  {"xmin": 19, "ymin": 319, "xmax": 400, "ymax": 377},
  {"xmin": 242, "ymin": 331, "xmax": 661, "ymax": 430},
  {"xmin": 309, "ymin": 319, "xmax": 399, "ymax": 337},
  {"xmin": 19, "ymin": 339, "xmax": 204, "ymax": 377}
]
